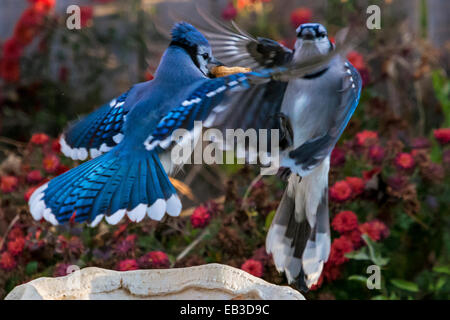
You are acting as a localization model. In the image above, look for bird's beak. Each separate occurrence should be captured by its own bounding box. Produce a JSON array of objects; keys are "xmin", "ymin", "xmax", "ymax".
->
[{"xmin": 207, "ymin": 57, "xmax": 224, "ymax": 78}]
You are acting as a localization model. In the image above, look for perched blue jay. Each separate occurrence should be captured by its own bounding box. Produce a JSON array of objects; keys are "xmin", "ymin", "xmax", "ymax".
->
[{"xmin": 195, "ymin": 16, "xmax": 362, "ymax": 290}]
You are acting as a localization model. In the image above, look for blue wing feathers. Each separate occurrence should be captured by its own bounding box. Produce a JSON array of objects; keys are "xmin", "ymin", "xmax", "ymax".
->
[
  {"xmin": 61, "ymin": 91, "xmax": 129, "ymax": 160},
  {"xmin": 35, "ymin": 148, "xmax": 177, "ymax": 225}
]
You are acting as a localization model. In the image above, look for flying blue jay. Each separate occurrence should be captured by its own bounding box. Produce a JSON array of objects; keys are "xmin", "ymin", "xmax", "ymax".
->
[
  {"xmin": 28, "ymin": 22, "xmax": 334, "ymax": 227},
  {"xmin": 195, "ymin": 16, "xmax": 362, "ymax": 290}
]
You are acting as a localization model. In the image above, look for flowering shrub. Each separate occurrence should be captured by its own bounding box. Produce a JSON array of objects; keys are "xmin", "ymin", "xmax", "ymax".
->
[{"xmin": 0, "ymin": 0, "xmax": 449, "ymax": 300}]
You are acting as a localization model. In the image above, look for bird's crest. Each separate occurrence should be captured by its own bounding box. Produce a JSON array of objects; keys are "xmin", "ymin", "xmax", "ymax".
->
[{"xmin": 171, "ymin": 22, "xmax": 209, "ymax": 47}]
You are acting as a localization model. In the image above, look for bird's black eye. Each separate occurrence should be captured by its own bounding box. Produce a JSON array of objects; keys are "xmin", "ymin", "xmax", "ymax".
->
[
  {"xmin": 318, "ymin": 32, "xmax": 327, "ymax": 38},
  {"xmin": 202, "ymin": 53, "xmax": 209, "ymax": 60}
]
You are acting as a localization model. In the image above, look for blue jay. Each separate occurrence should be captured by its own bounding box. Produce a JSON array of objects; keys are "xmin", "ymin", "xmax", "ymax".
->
[
  {"xmin": 28, "ymin": 22, "xmax": 331, "ymax": 226},
  {"xmin": 195, "ymin": 16, "xmax": 362, "ymax": 290}
]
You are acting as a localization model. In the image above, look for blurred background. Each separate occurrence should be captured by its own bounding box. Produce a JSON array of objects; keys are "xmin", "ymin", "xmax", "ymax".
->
[{"xmin": 0, "ymin": 0, "xmax": 448, "ymax": 300}]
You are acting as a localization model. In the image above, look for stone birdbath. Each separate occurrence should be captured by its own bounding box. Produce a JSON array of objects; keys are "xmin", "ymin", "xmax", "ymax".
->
[{"xmin": 5, "ymin": 263, "xmax": 304, "ymax": 300}]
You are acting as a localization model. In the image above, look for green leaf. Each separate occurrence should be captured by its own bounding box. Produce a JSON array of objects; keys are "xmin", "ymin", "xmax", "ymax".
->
[
  {"xmin": 436, "ymin": 277, "xmax": 447, "ymax": 291},
  {"xmin": 345, "ymin": 248, "xmax": 370, "ymax": 261},
  {"xmin": 362, "ymin": 234, "xmax": 389, "ymax": 267},
  {"xmin": 25, "ymin": 261, "xmax": 38, "ymax": 276},
  {"xmin": 391, "ymin": 279, "xmax": 419, "ymax": 292},
  {"xmin": 433, "ymin": 265, "xmax": 450, "ymax": 275},
  {"xmin": 348, "ymin": 275, "xmax": 367, "ymax": 283}
]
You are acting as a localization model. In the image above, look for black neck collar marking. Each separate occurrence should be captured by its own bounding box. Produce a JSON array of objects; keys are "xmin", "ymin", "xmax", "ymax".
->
[{"xmin": 302, "ymin": 67, "xmax": 329, "ymax": 79}]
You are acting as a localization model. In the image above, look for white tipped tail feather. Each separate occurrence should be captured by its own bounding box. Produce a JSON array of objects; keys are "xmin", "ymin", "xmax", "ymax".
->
[{"xmin": 266, "ymin": 156, "xmax": 331, "ymax": 290}]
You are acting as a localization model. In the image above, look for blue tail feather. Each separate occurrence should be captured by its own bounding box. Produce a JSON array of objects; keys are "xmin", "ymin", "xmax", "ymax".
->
[{"xmin": 28, "ymin": 148, "xmax": 181, "ymax": 226}]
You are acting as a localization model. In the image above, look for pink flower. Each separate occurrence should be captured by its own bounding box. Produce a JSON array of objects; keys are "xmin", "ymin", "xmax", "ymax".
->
[
  {"xmin": 345, "ymin": 177, "xmax": 365, "ymax": 197},
  {"xmin": 0, "ymin": 252, "xmax": 16, "ymax": 271},
  {"xmin": 329, "ymin": 180, "xmax": 352, "ymax": 202},
  {"xmin": 330, "ymin": 147, "xmax": 346, "ymax": 167},
  {"xmin": 117, "ymin": 259, "xmax": 139, "ymax": 271},
  {"xmin": 27, "ymin": 170, "xmax": 43, "ymax": 184},
  {"xmin": 433, "ymin": 128, "xmax": 450, "ymax": 145},
  {"xmin": 222, "ymin": 2, "xmax": 237, "ymax": 20},
  {"xmin": 290, "ymin": 8, "xmax": 312, "ymax": 28},
  {"xmin": 369, "ymin": 145, "xmax": 385, "ymax": 163},
  {"xmin": 190, "ymin": 206, "xmax": 211, "ymax": 228},
  {"xmin": 355, "ymin": 130, "xmax": 378, "ymax": 147},
  {"xmin": 30, "ymin": 133, "xmax": 49, "ymax": 145},
  {"xmin": 241, "ymin": 259, "xmax": 263, "ymax": 277},
  {"xmin": 359, "ymin": 220, "xmax": 389, "ymax": 241},
  {"xmin": 138, "ymin": 251, "xmax": 170, "ymax": 269},
  {"xmin": 1, "ymin": 176, "xmax": 19, "ymax": 193},
  {"xmin": 395, "ymin": 152, "xmax": 415, "ymax": 170},
  {"xmin": 331, "ymin": 211, "xmax": 359, "ymax": 233}
]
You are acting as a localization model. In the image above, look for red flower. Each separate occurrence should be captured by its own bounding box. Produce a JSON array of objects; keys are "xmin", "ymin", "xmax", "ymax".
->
[
  {"xmin": 7, "ymin": 237, "xmax": 25, "ymax": 256},
  {"xmin": 395, "ymin": 152, "xmax": 415, "ymax": 170},
  {"xmin": 117, "ymin": 259, "xmax": 139, "ymax": 271},
  {"xmin": 241, "ymin": 259, "xmax": 263, "ymax": 277},
  {"xmin": 1, "ymin": 176, "xmax": 19, "ymax": 193},
  {"xmin": 27, "ymin": 170, "xmax": 43, "ymax": 184},
  {"xmin": 13, "ymin": 8, "xmax": 45, "ymax": 45},
  {"xmin": 2, "ymin": 38, "xmax": 23, "ymax": 60},
  {"xmin": 29, "ymin": 0, "xmax": 55, "ymax": 12},
  {"xmin": 359, "ymin": 220, "xmax": 389, "ymax": 242},
  {"xmin": 345, "ymin": 177, "xmax": 365, "ymax": 197},
  {"xmin": 433, "ymin": 128, "xmax": 450, "ymax": 145},
  {"xmin": 0, "ymin": 58, "xmax": 20, "ymax": 82},
  {"xmin": 0, "ymin": 252, "xmax": 16, "ymax": 271},
  {"xmin": 42, "ymin": 154, "xmax": 60, "ymax": 173},
  {"xmin": 51, "ymin": 139, "xmax": 61, "ymax": 153},
  {"xmin": 290, "ymin": 8, "xmax": 312, "ymax": 28},
  {"xmin": 8, "ymin": 228, "xmax": 24, "ymax": 240},
  {"xmin": 30, "ymin": 133, "xmax": 49, "ymax": 145},
  {"xmin": 222, "ymin": 2, "xmax": 238, "ymax": 20},
  {"xmin": 24, "ymin": 185, "xmax": 39, "ymax": 201},
  {"xmin": 347, "ymin": 51, "xmax": 366, "ymax": 72},
  {"xmin": 323, "ymin": 263, "xmax": 342, "ymax": 281},
  {"xmin": 330, "ymin": 147, "xmax": 346, "ymax": 167},
  {"xmin": 331, "ymin": 211, "xmax": 359, "ymax": 233},
  {"xmin": 138, "ymin": 251, "xmax": 170, "ymax": 269},
  {"xmin": 190, "ymin": 206, "xmax": 211, "ymax": 228},
  {"xmin": 344, "ymin": 229, "xmax": 363, "ymax": 249},
  {"xmin": 328, "ymin": 236, "xmax": 353, "ymax": 265},
  {"xmin": 355, "ymin": 130, "xmax": 378, "ymax": 147},
  {"xmin": 369, "ymin": 145, "xmax": 385, "ymax": 163},
  {"xmin": 329, "ymin": 180, "xmax": 352, "ymax": 202},
  {"xmin": 80, "ymin": 6, "xmax": 94, "ymax": 28}
]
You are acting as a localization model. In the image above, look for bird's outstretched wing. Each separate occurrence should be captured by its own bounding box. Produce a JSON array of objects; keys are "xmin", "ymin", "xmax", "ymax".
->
[
  {"xmin": 60, "ymin": 91, "xmax": 130, "ymax": 161},
  {"xmin": 196, "ymin": 7, "xmax": 293, "ymax": 69}
]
